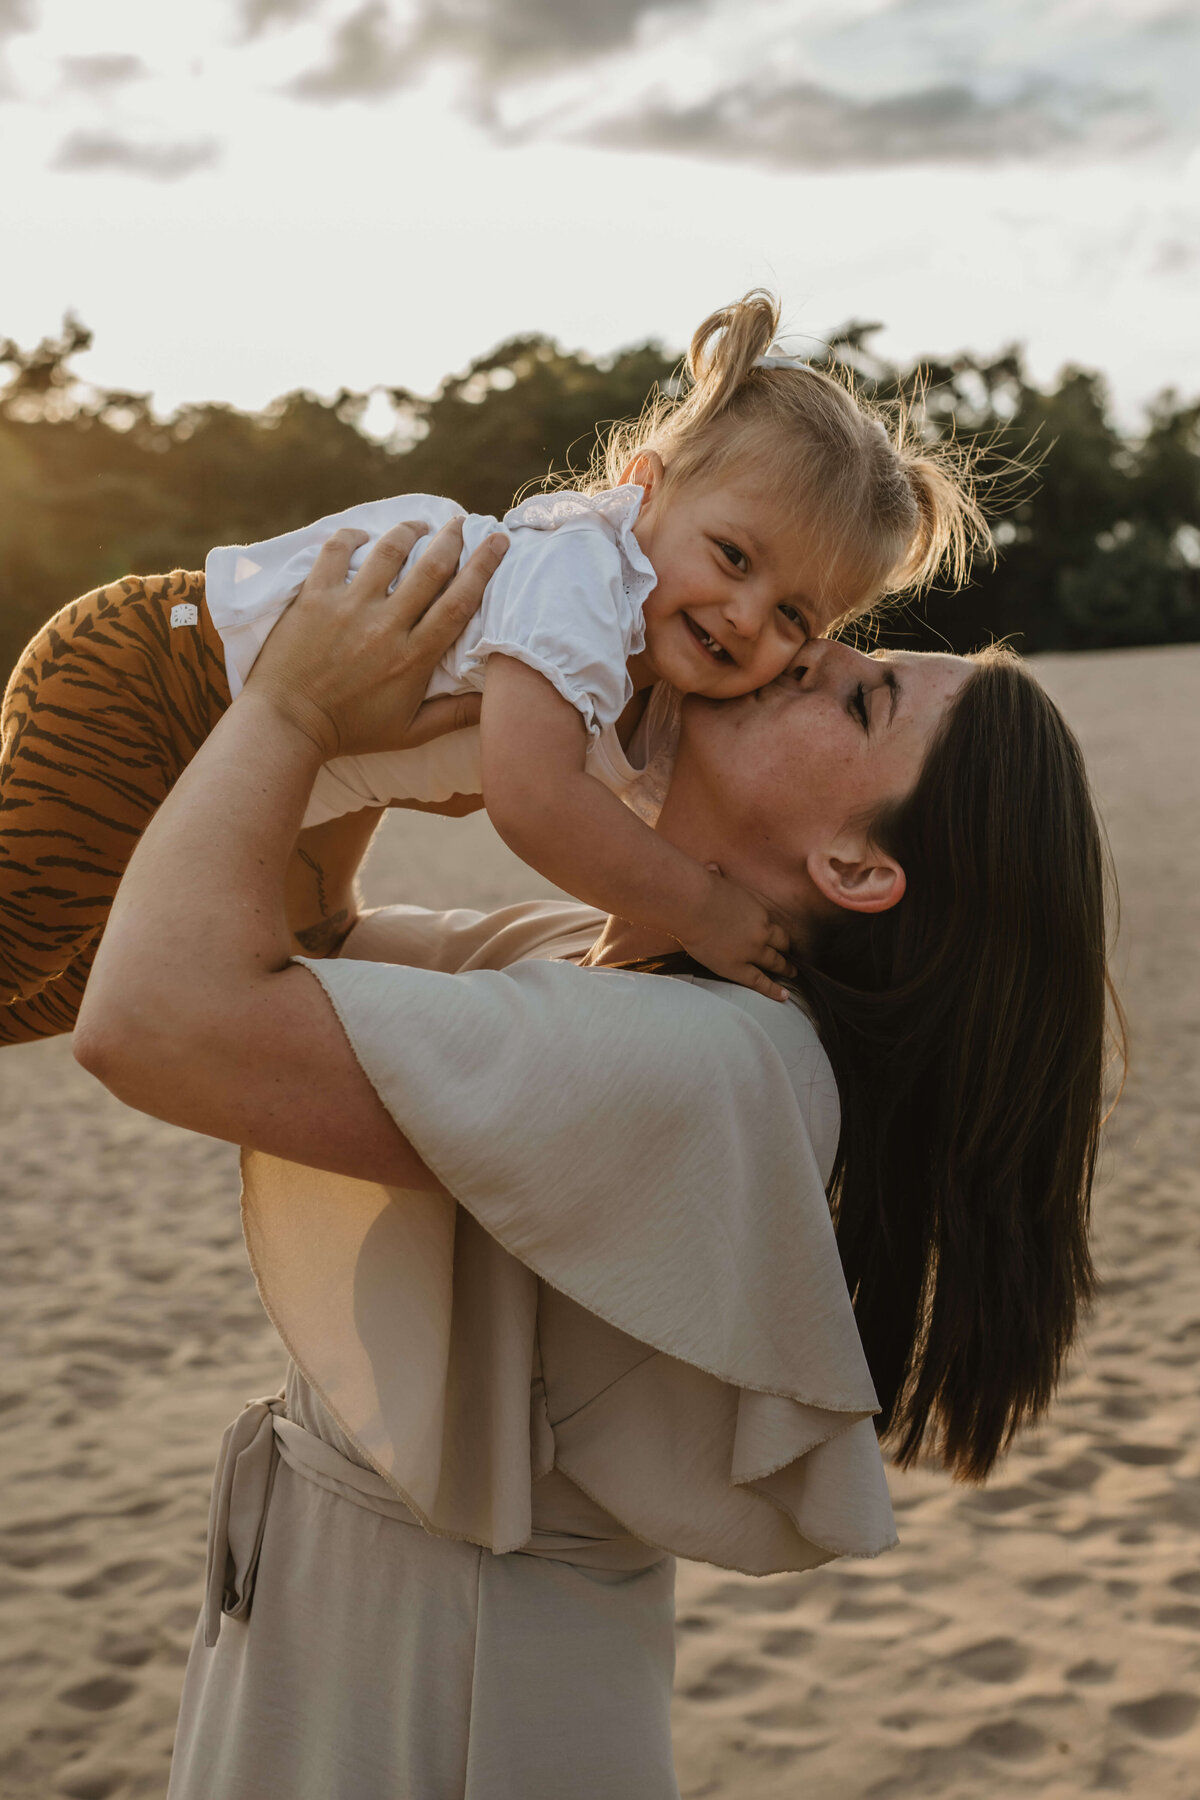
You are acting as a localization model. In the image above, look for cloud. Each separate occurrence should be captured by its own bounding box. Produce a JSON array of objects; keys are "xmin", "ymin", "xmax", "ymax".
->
[
  {"xmin": 414, "ymin": 0, "xmax": 706, "ymax": 78},
  {"xmin": 59, "ymin": 54, "xmax": 148, "ymax": 91},
  {"xmin": 582, "ymin": 72, "xmax": 1166, "ymax": 170},
  {"xmin": 0, "ymin": 0, "xmax": 34, "ymax": 100},
  {"xmin": 279, "ymin": 0, "xmax": 1195, "ymax": 171},
  {"xmin": 241, "ymin": 0, "xmax": 325, "ymax": 35},
  {"xmin": 287, "ymin": 0, "xmax": 410, "ymax": 99},
  {"xmin": 52, "ymin": 130, "xmax": 221, "ymax": 180},
  {"xmin": 0, "ymin": 0, "xmax": 33, "ymax": 33},
  {"xmin": 287, "ymin": 0, "xmax": 706, "ymax": 100}
]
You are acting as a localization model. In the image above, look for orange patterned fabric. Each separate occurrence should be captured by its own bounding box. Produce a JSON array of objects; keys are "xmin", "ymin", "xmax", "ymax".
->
[{"xmin": 0, "ymin": 572, "xmax": 230, "ymax": 1044}]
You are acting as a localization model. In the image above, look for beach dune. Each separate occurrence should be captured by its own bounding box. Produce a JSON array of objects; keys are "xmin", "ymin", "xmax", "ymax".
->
[{"xmin": 1, "ymin": 645, "xmax": 1198, "ymax": 1799}]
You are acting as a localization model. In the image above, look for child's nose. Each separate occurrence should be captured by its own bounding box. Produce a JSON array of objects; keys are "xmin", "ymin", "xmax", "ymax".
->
[{"xmin": 720, "ymin": 593, "xmax": 760, "ymax": 637}]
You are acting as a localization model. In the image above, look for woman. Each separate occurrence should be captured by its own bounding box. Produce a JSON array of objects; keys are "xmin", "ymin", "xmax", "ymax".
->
[{"xmin": 75, "ymin": 519, "xmax": 1113, "ymax": 1799}]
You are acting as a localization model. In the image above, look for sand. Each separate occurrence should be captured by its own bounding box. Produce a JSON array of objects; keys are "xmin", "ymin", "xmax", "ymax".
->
[{"xmin": 2, "ymin": 643, "xmax": 1198, "ymax": 1800}]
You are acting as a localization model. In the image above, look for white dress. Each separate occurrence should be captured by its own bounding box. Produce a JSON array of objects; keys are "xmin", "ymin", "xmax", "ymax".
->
[
  {"xmin": 205, "ymin": 486, "xmax": 679, "ymax": 828},
  {"xmin": 166, "ymin": 900, "xmax": 898, "ymax": 1800}
]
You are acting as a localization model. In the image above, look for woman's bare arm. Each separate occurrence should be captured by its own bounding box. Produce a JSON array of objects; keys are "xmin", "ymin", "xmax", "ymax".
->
[{"xmin": 75, "ymin": 520, "xmax": 508, "ymax": 1185}]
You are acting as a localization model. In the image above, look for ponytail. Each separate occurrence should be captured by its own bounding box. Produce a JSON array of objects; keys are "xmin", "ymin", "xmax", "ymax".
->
[
  {"xmin": 889, "ymin": 439, "xmax": 991, "ymax": 596},
  {"xmin": 586, "ymin": 289, "xmax": 997, "ymax": 613},
  {"xmin": 681, "ymin": 290, "xmax": 781, "ymax": 433}
]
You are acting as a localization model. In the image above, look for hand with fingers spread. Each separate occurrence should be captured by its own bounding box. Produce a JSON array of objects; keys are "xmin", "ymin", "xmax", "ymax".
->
[
  {"xmin": 675, "ymin": 866, "xmax": 796, "ymax": 1004},
  {"xmin": 246, "ymin": 518, "xmax": 507, "ymax": 764}
]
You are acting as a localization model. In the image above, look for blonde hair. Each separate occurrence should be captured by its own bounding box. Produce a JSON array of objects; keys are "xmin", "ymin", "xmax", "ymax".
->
[{"xmin": 585, "ymin": 290, "xmax": 991, "ymax": 621}]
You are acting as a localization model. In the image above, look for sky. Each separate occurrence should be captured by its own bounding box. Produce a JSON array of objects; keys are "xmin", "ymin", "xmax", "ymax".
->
[{"xmin": 3, "ymin": 0, "xmax": 1199, "ymax": 423}]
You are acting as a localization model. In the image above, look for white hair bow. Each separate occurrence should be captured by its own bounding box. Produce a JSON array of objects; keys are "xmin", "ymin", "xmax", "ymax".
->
[{"xmin": 754, "ymin": 349, "xmax": 810, "ymax": 371}]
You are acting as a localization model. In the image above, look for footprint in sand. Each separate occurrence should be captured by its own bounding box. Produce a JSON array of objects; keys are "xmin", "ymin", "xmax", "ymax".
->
[
  {"xmin": 1067, "ymin": 1658, "xmax": 1116, "ymax": 1684},
  {"xmin": 63, "ymin": 1558, "xmax": 162, "ymax": 1600},
  {"xmin": 0, "ymin": 1537, "xmax": 87, "ymax": 1571},
  {"xmin": 1111, "ymin": 1692, "xmax": 1200, "ymax": 1739},
  {"xmin": 58, "ymin": 1674, "xmax": 136, "ymax": 1712},
  {"xmin": 1169, "ymin": 1571, "xmax": 1200, "ymax": 1597},
  {"xmin": 1101, "ymin": 1393, "xmax": 1152, "ymax": 1422},
  {"xmin": 57, "ymin": 1765, "xmax": 125, "ymax": 1800},
  {"xmin": 965, "ymin": 1717, "xmax": 1046, "ymax": 1761},
  {"xmin": 683, "ymin": 1656, "xmax": 772, "ymax": 1702},
  {"xmin": 4, "ymin": 1509, "xmax": 86, "ymax": 1535},
  {"xmin": 115, "ymin": 1495, "xmax": 170, "ymax": 1520},
  {"xmin": 95, "ymin": 1630, "xmax": 157, "ymax": 1668},
  {"xmin": 1153, "ymin": 1604, "xmax": 1200, "ymax": 1630},
  {"xmin": 830, "ymin": 1595, "xmax": 921, "ymax": 1626},
  {"xmin": 700, "ymin": 1578, "xmax": 808, "ymax": 1615},
  {"xmin": 1035, "ymin": 1455, "xmax": 1104, "ymax": 1492},
  {"xmin": 947, "ymin": 1637, "xmax": 1030, "ymax": 1683},
  {"xmin": 958, "ymin": 1483, "xmax": 1042, "ymax": 1515},
  {"xmin": 746, "ymin": 1698, "xmax": 828, "ymax": 1733},
  {"xmin": 759, "ymin": 1627, "xmax": 815, "ymax": 1658},
  {"xmin": 1101, "ymin": 1441, "xmax": 1182, "ymax": 1467},
  {"xmin": 1023, "ymin": 1573, "xmax": 1087, "ymax": 1599}
]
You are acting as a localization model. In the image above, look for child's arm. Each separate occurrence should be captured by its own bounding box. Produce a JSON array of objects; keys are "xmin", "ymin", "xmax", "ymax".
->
[{"xmin": 481, "ymin": 657, "xmax": 793, "ymax": 1001}]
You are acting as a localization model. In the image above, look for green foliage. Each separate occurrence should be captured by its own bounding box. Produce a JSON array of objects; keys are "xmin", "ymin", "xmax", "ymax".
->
[
  {"xmin": 2, "ymin": 316, "xmax": 1198, "ymax": 684},
  {"xmin": 817, "ymin": 338, "xmax": 1200, "ymax": 655}
]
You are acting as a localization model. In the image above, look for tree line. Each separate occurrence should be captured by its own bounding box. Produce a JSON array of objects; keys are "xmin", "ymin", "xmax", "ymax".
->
[{"xmin": 2, "ymin": 313, "xmax": 1197, "ymax": 684}]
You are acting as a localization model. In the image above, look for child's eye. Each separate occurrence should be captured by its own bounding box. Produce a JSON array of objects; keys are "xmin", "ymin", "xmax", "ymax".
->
[
  {"xmin": 717, "ymin": 541, "xmax": 748, "ymax": 572},
  {"xmin": 778, "ymin": 603, "xmax": 808, "ymax": 631}
]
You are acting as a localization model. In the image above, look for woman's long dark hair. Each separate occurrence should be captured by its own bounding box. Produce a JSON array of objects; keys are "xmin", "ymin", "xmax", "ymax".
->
[{"xmin": 639, "ymin": 647, "xmax": 1121, "ymax": 1482}]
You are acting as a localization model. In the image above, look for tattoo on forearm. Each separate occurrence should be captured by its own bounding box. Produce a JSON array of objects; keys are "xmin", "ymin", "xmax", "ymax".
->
[
  {"xmin": 298, "ymin": 846, "xmax": 329, "ymax": 916},
  {"xmin": 293, "ymin": 849, "xmax": 353, "ymax": 956},
  {"xmin": 295, "ymin": 908, "xmax": 352, "ymax": 956}
]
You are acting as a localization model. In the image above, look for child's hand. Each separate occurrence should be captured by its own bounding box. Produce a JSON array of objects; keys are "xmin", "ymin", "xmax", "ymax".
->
[{"xmin": 677, "ymin": 866, "xmax": 796, "ymax": 1002}]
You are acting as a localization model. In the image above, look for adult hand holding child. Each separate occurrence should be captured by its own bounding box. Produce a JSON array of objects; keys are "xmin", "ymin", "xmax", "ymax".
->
[{"xmin": 247, "ymin": 516, "xmax": 505, "ymax": 762}]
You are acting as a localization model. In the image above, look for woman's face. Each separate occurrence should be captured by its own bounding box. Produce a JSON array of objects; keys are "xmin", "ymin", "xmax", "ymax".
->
[{"xmin": 659, "ymin": 640, "xmax": 974, "ymax": 924}]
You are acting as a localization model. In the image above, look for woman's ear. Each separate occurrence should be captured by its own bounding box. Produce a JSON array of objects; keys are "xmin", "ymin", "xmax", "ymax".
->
[
  {"xmin": 618, "ymin": 450, "xmax": 664, "ymax": 501},
  {"xmin": 806, "ymin": 839, "xmax": 906, "ymax": 915}
]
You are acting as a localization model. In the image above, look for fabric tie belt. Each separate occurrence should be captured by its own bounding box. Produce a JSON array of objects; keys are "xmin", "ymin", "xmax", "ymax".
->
[{"xmin": 203, "ymin": 1394, "xmax": 663, "ymax": 1646}]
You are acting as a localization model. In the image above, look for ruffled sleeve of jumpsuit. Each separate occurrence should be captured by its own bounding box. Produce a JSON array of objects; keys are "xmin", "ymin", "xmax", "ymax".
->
[{"xmin": 239, "ymin": 902, "xmax": 897, "ymax": 1577}]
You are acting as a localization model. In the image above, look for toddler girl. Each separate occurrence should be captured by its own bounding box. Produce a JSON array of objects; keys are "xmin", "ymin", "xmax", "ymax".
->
[{"xmin": 0, "ymin": 293, "xmax": 985, "ymax": 1042}]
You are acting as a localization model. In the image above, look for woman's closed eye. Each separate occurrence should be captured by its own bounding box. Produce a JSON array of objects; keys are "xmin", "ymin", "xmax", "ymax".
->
[{"xmin": 851, "ymin": 682, "xmax": 870, "ymax": 729}]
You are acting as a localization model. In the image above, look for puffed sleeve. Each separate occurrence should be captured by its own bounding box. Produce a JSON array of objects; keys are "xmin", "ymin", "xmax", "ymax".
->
[{"xmin": 459, "ymin": 503, "xmax": 655, "ymax": 736}]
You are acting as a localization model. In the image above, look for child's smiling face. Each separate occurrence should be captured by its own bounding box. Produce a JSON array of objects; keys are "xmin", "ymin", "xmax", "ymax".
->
[{"xmin": 630, "ymin": 460, "xmax": 864, "ymax": 698}]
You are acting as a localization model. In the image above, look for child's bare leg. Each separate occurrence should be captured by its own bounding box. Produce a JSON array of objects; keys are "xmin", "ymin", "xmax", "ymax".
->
[{"xmin": 0, "ymin": 571, "xmax": 229, "ymax": 1043}]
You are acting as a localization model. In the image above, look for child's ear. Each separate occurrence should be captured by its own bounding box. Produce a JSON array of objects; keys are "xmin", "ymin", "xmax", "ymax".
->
[{"xmin": 618, "ymin": 450, "xmax": 664, "ymax": 501}]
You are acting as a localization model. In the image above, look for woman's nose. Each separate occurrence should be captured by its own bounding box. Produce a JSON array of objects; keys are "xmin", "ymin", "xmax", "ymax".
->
[{"xmin": 798, "ymin": 636, "xmax": 874, "ymax": 679}]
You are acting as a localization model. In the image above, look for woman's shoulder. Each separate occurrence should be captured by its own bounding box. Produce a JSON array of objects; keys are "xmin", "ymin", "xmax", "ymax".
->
[
  {"xmin": 339, "ymin": 899, "xmax": 604, "ymax": 974},
  {"xmin": 674, "ymin": 976, "xmax": 841, "ymax": 1184}
]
